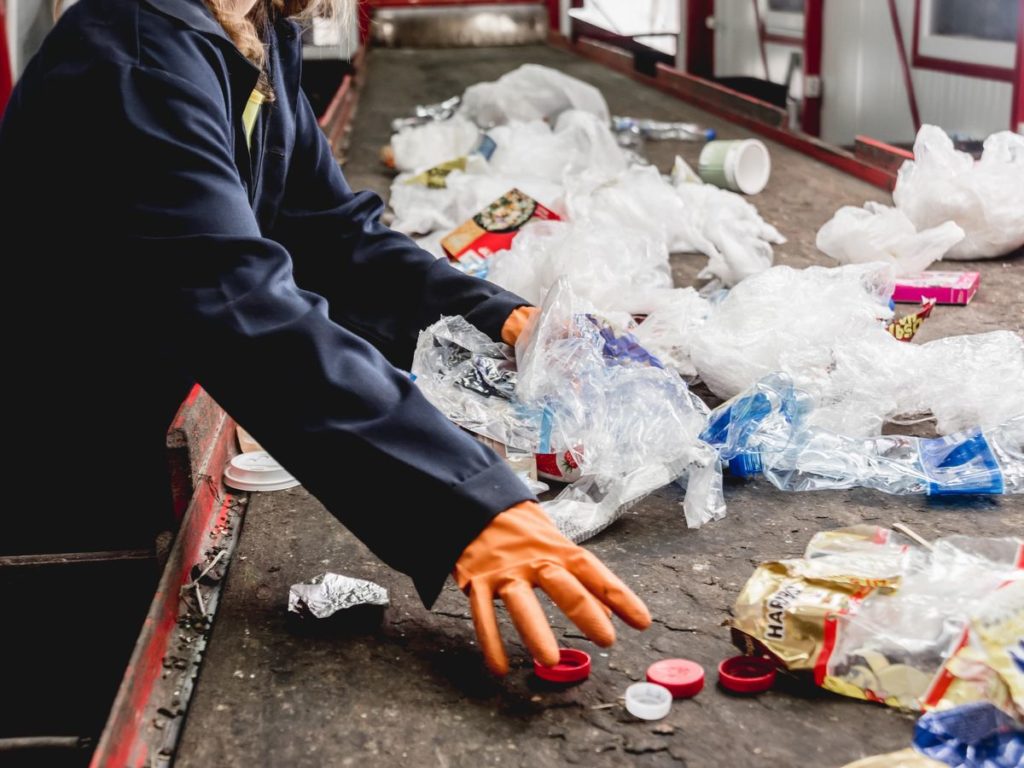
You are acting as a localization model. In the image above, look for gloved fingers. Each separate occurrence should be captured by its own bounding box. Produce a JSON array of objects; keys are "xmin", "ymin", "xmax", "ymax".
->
[
  {"xmin": 570, "ymin": 550, "xmax": 652, "ymax": 630},
  {"xmin": 498, "ymin": 579, "xmax": 560, "ymax": 668},
  {"xmin": 468, "ymin": 581, "xmax": 509, "ymax": 676},
  {"xmin": 536, "ymin": 563, "xmax": 616, "ymax": 647}
]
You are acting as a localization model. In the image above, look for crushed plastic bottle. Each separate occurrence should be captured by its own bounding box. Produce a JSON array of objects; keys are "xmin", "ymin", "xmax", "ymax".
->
[
  {"xmin": 702, "ymin": 373, "xmax": 1024, "ymax": 496},
  {"xmin": 611, "ymin": 116, "xmax": 716, "ymax": 143}
]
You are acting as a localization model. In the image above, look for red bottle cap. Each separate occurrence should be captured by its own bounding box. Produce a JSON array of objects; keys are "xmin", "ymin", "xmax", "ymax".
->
[
  {"xmin": 646, "ymin": 659, "xmax": 705, "ymax": 698},
  {"xmin": 534, "ymin": 648, "xmax": 591, "ymax": 683},
  {"xmin": 718, "ymin": 656, "xmax": 776, "ymax": 694}
]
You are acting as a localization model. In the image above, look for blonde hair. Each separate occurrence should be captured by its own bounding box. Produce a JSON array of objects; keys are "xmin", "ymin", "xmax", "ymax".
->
[{"xmin": 205, "ymin": 0, "xmax": 354, "ymax": 96}]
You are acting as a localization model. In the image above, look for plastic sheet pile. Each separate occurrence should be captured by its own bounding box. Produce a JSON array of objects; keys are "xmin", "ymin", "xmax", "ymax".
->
[
  {"xmin": 819, "ymin": 125, "xmax": 1024, "ymax": 272},
  {"xmin": 731, "ymin": 525, "xmax": 1024, "ymax": 716},
  {"xmin": 703, "ymin": 372, "xmax": 1024, "ymax": 496},
  {"xmin": 683, "ymin": 263, "xmax": 1024, "ymax": 436},
  {"xmin": 411, "ymin": 279, "xmax": 724, "ymax": 540}
]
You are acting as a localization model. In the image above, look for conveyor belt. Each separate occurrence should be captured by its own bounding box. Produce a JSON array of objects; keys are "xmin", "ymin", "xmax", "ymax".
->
[{"xmin": 175, "ymin": 44, "xmax": 1024, "ymax": 767}]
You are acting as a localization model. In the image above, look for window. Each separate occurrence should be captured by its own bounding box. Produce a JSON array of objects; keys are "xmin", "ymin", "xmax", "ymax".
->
[
  {"xmin": 761, "ymin": 0, "xmax": 804, "ymax": 38},
  {"xmin": 768, "ymin": 0, "xmax": 805, "ymax": 12},
  {"xmin": 930, "ymin": 0, "xmax": 1017, "ymax": 43},
  {"xmin": 915, "ymin": 0, "xmax": 1018, "ymax": 77}
]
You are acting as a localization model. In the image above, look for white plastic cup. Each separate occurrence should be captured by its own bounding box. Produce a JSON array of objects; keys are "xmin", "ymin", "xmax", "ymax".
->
[
  {"xmin": 624, "ymin": 682, "xmax": 672, "ymax": 720},
  {"xmin": 698, "ymin": 139, "xmax": 772, "ymax": 195}
]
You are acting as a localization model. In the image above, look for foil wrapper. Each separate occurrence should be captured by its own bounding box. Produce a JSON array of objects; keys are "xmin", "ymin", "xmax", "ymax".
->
[
  {"xmin": 391, "ymin": 95, "xmax": 462, "ymax": 133},
  {"xmin": 288, "ymin": 573, "xmax": 389, "ymax": 619}
]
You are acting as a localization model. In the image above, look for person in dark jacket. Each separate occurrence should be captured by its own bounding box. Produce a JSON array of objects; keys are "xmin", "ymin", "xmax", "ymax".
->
[{"xmin": 0, "ymin": 0, "xmax": 650, "ymax": 674}]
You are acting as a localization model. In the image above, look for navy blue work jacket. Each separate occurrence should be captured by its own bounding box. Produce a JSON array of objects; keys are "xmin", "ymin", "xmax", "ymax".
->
[{"xmin": 0, "ymin": 0, "xmax": 534, "ymax": 605}]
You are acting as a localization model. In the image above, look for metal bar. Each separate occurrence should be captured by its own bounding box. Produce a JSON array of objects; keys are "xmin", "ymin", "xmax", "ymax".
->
[
  {"xmin": 1013, "ymin": 0, "xmax": 1023, "ymax": 131},
  {"xmin": 0, "ymin": 736, "xmax": 92, "ymax": 751},
  {"xmin": 0, "ymin": 549, "xmax": 153, "ymax": 568},
  {"xmin": 90, "ymin": 397, "xmax": 244, "ymax": 768},
  {"xmin": 886, "ymin": 0, "xmax": 922, "ymax": 133},
  {"xmin": 801, "ymin": 0, "xmax": 822, "ymax": 136}
]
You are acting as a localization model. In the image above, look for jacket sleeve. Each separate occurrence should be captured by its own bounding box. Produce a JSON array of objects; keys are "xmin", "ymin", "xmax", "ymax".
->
[
  {"xmin": 115, "ymin": 64, "xmax": 534, "ymax": 606},
  {"xmin": 269, "ymin": 87, "xmax": 529, "ymax": 367}
]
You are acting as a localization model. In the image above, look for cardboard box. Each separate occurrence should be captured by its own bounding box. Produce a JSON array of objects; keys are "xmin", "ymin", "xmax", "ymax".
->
[
  {"xmin": 442, "ymin": 188, "xmax": 560, "ymax": 265},
  {"xmin": 893, "ymin": 271, "xmax": 980, "ymax": 305}
]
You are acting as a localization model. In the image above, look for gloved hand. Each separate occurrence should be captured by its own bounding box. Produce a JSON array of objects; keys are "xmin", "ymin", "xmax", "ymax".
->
[
  {"xmin": 453, "ymin": 501, "xmax": 651, "ymax": 675},
  {"xmin": 501, "ymin": 305, "xmax": 540, "ymax": 346}
]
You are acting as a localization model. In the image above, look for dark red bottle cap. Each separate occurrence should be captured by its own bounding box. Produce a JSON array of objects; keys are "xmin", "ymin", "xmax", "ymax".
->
[
  {"xmin": 646, "ymin": 659, "xmax": 705, "ymax": 699},
  {"xmin": 534, "ymin": 648, "xmax": 591, "ymax": 683},
  {"xmin": 718, "ymin": 655, "xmax": 776, "ymax": 694}
]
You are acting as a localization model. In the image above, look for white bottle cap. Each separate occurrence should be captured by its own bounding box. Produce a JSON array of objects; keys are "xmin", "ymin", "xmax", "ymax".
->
[{"xmin": 625, "ymin": 682, "xmax": 672, "ymax": 720}]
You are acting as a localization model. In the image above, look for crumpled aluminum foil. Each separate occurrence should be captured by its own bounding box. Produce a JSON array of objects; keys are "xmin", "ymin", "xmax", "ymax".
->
[
  {"xmin": 288, "ymin": 573, "xmax": 389, "ymax": 619},
  {"xmin": 391, "ymin": 95, "xmax": 462, "ymax": 133},
  {"xmin": 611, "ymin": 116, "xmax": 713, "ymax": 145}
]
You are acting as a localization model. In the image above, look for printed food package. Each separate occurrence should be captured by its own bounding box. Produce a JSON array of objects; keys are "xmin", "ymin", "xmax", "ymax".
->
[
  {"xmin": 730, "ymin": 526, "xmax": 1023, "ymax": 715},
  {"xmin": 441, "ymin": 188, "xmax": 561, "ymax": 273}
]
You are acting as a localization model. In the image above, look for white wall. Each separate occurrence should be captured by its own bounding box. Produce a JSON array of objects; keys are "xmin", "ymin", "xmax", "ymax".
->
[
  {"xmin": 7, "ymin": 0, "xmax": 52, "ymax": 77},
  {"xmin": 713, "ymin": 0, "xmax": 802, "ymax": 94},
  {"xmin": 821, "ymin": 0, "xmax": 1014, "ymax": 146}
]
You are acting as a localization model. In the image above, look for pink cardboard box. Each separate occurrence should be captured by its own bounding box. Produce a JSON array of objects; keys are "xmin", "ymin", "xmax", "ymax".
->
[{"xmin": 892, "ymin": 271, "xmax": 980, "ymax": 305}]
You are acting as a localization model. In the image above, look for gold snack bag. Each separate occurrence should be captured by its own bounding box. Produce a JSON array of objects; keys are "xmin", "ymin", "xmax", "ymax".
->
[{"xmin": 730, "ymin": 559, "xmax": 866, "ymax": 671}]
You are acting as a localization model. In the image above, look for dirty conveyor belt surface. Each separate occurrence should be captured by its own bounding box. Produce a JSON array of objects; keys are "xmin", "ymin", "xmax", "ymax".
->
[{"xmin": 175, "ymin": 45, "xmax": 1024, "ymax": 767}]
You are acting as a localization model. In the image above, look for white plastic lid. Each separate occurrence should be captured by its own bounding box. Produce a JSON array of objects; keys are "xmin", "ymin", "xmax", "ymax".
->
[
  {"xmin": 625, "ymin": 682, "xmax": 672, "ymax": 720},
  {"xmin": 223, "ymin": 451, "xmax": 299, "ymax": 492}
]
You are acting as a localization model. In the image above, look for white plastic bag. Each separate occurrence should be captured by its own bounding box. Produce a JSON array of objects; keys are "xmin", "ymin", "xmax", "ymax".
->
[
  {"xmin": 390, "ymin": 116, "xmax": 481, "ymax": 173},
  {"xmin": 486, "ymin": 220, "xmax": 673, "ymax": 314},
  {"xmin": 893, "ymin": 125, "xmax": 1024, "ymax": 259},
  {"xmin": 816, "ymin": 201, "xmax": 965, "ymax": 275},
  {"xmin": 459, "ymin": 64, "xmax": 610, "ymax": 128}
]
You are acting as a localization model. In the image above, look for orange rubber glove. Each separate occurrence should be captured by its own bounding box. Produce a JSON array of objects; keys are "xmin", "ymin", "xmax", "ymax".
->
[
  {"xmin": 453, "ymin": 501, "xmax": 651, "ymax": 675},
  {"xmin": 501, "ymin": 306, "xmax": 540, "ymax": 346}
]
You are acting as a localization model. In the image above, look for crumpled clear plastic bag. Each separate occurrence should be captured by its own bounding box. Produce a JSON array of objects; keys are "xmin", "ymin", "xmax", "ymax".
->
[
  {"xmin": 486, "ymin": 220, "xmax": 674, "ymax": 314},
  {"xmin": 516, "ymin": 278, "xmax": 724, "ymax": 529},
  {"xmin": 411, "ymin": 316, "xmax": 544, "ymax": 452},
  {"xmin": 390, "ymin": 115, "xmax": 482, "ymax": 173},
  {"xmin": 628, "ymin": 288, "xmax": 712, "ymax": 378},
  {"xmin": 816, "ymin": 201, "xmax": 965, "ymax": 275},
  {"xmin": 893, "ymin": 125, "xmax": 1024, "ymax": 260},
  {"xmin": 459, "ymin": 64, "xmax": 610, "ymax": 128},
  {"xmin": 689, "ymin": 262, "xmax": 1024, "ymax": 436},
  {"xmin": 563, "ymin": 161, "xmax": 784, "ymax": 288}
]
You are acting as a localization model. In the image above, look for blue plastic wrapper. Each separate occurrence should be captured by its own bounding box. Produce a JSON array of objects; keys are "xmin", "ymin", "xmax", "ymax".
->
[{"xmin": 913, "ymin": 703, "xmax": 1024, "ymax": 768}]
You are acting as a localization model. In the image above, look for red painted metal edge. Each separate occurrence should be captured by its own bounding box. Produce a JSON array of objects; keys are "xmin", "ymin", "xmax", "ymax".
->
[
  {"xmin": 763, "ymin": 32, "xmax": 802, "ymax": 46},
  {"xmin": 1015, "ymin": 1, "xmax": 1024, "ymax": 130},
  {"xmin": 855, "ymin": 134, "xmax": 913, "ymax": 175},
  {"xmin": 558, "ymin": 28, "xmax": 897, "ymax": 189},
  {"xmin": 91, "ymin": 395, "xmax": 244, "ymax": 768},
  {"xmin": 317, "ymin": 43, "xmax": 367, "ymax": 160},
  {"xmin": 575, "ymin": 37, "xmax": 636, "ymax": 76},
  {"xmin": 545, "ymin": 0, "xmax": 558, "ymax": 33},
  {"xmin": 685, "ymin": 0, "xmax": 714, "ymax": 78},
  {"xmin": 655, "ymin": 62, "xmax": 788, "ymax": 127},
  {"xmin": 0, "ymin": 0, "xmax": 13, "ymax": 117},
  {"xmin": 802, "ymin": 0, "xmax": 822, "ymax": 137},
  {"xmin": 911, "ymin": 0, "xmax": 1016, "ymax": 83},
  {"xmin": 887, "ymin": 0, "xmax": 922, "ymax": 133},
  {"xmin": 366, "ymin": 0, "xmax": 540, "ymax": 6}
]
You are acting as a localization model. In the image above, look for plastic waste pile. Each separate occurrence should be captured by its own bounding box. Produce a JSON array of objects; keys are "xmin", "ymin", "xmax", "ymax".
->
[
  {"xmin": 390, "ymin": 67, "xmax": 1024, "ymax": 538},
  {"xmin": 412, "ymin": 279, "xmax": 725, "ymax": 540},
  {"xmin": 386, "ymin": 65, "xmax": 784, "ymax": 288},
  {"xmin": 703, "ymin": 373, "xmax": 1024, "ymax": 496},
  {"xmin": 677, "ymin": 263, "xmax": 1024, "ymax": 436},
  {"xmin": 731, "ymin": 525, "xmax": 1023, "ymax": 716},
  {"xmin": 818, "ymin": 126, "xmax": 1024, "ymax": 273}
]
